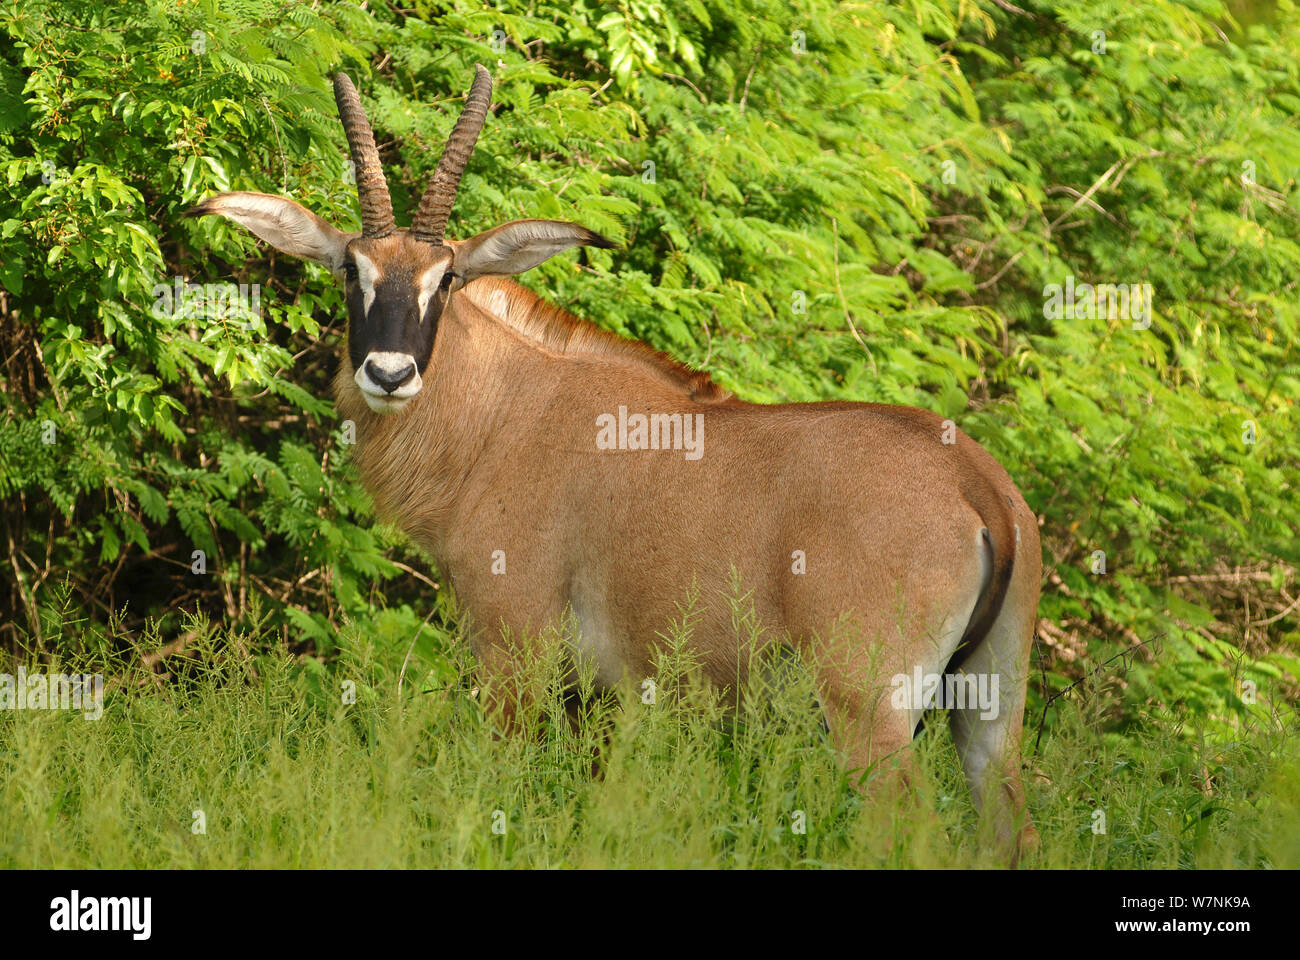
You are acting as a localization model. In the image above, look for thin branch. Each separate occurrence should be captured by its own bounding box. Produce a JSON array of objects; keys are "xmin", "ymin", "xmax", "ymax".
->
[
  {"xmin": 973, "ymin": 248, "xmax": 1025, "ymax": 290},
  {"xmin": 831, "ymin": 218, "xmax": 878, "ymax": 377},
  {"xmin": 1048, "ymin": 157, "xmax": 1123, "ymax": 231},
  {"xmin": 397, "ymin": 606, "xmax": 439, "ymax": 700},
  {"xmin": 1034, "ymin": 632, "xmax": 1165, "ymax": 754},
  {"xmin": 738, "ymin": 49, "xmax": 761, "ymax": 115},
  {"xmin": 661, "ymin": 73, "xmax": 707, "ymax": 104},
  {"xmin": 1249, "ymin": 587, "xmax": 1300, "ymax": 628},
  {"xmin": 390, "ymin": 560, "xmax": 440, "ymax": 593},
  {"xmin": 260, "ymin": 96, "xmax": 289, "ymax": 194},
  {"xmin": 1045, "ymin": 184, "xmax": 1117, "ymax": 223}
]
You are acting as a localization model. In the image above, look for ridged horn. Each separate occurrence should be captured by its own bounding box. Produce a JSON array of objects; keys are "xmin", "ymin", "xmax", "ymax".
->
[
  {"xmin": 410, "ymin": 64, "xmax": 493, "ymax": 244},
  {"xmin": 333, "ymin": 72, "xmax": 395, "ymax": 239}
]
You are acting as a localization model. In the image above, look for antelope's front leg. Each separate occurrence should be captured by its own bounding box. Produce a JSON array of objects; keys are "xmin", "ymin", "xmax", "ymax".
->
[
  {"xmin": 464, "ymin": 590, "xmax": 571, "ymax": 738},
  {"xmin": 471, "ymin": 631, "xmax": 537, "ymax": 737}
]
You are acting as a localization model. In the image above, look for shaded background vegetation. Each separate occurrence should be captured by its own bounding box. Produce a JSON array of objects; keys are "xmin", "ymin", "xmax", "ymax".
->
[{"xmin": 1, "ymin": 0, "xmax": 1298, "ymax": 761}]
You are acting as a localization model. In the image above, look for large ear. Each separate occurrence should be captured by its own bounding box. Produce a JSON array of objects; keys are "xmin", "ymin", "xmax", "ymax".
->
[
  {"xmin": 451, "ymin": 219, "xmax": 615, "ymax": 286},
  {"xmin": 184, "ymin": 191, "xmax": 354, "ymax": 271}
]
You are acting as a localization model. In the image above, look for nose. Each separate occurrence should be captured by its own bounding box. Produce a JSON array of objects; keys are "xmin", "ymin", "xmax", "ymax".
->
[{"xmin": 364, "ymin": 358, "xmax": 416, "ymax": 393}]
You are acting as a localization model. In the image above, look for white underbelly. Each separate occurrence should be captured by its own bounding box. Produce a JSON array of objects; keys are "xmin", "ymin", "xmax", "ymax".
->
[{"xmin": 569, "ymin": 581, "xmax": 626, "ymax": 688}]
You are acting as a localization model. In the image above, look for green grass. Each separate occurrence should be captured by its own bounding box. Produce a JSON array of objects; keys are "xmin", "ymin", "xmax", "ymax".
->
[{"xmin": 2, "ymin": 607, "xmax": 1297, "ymax": 869}]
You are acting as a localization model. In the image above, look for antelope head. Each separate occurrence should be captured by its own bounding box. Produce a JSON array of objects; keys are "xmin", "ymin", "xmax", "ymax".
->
[{"xmin": 186, "ymin": 65, "xmax": 613, "ymax": 413}]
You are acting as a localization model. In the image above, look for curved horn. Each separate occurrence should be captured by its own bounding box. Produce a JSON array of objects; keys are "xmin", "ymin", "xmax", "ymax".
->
[
  {"xmin": 333, "ymin": 73, "xmax": 396, "ymax": 239},
  {"xmin": 410, "ymin": 64, "xmax": 493, "ymax": 245}
]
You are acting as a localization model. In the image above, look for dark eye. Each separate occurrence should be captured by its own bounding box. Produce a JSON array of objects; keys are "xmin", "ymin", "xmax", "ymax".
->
[
  {"xmin": 440, "ymin": 271, "xmax": 454, "ymax": 291},
  {"xmin": 343, "ymin": 262, "xmax": 358, "ymax": 282}
]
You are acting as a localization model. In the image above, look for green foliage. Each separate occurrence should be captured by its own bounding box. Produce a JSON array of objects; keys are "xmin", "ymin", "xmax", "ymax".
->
[
  {"xmin": 1, "ymin": 0, "xmax": 1297, "ymax": 761},
  {"xmin": 1, "ymin": 611, "xmax": 1295, "ymax": 868}
]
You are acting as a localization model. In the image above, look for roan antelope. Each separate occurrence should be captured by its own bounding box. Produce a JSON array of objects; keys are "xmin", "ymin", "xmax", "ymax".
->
[{"xmin": 187, "ymin": 65, "xmax": 1041, "ymax": 862}]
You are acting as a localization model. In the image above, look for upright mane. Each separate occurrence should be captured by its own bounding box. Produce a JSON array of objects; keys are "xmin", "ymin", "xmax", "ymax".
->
[{"xmin": 460, "ymin": 276, "xmax": 730, "ymax": 403}]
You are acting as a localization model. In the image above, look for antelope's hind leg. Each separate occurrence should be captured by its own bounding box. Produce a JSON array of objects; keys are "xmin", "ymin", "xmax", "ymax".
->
[
  {"xmin": 801, "ymin": 627, "xmax": 919, "ymax": 798},
  {"xmin": 947, "ymin": 551, "xmax": 1040, "ymax": 865}
]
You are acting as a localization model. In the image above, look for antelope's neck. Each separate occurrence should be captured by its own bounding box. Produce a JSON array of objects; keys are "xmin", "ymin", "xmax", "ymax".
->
[{"xmin": 331, "ymin": 301, "xmax": 522, "ymax": 562}]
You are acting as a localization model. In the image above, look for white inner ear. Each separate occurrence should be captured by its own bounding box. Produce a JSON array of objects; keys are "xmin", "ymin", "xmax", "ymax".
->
[
  {"xmin": 354, "ymin": 251, "xmax": 380, "ymax": 317},
  {"xmin": 472, "ymin": 230, "xmax": 569, "ymax": 274},
  {"xmin": 456, "ymin": 220, "xmax": 595, "ymax": 281},
  {"xmin": 416, "ymin": 264, "xmax": 446, "ymax": 323},
  {"xmin": 195, "ymin": 192, "xmax": 351, "ymax": 269}
]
